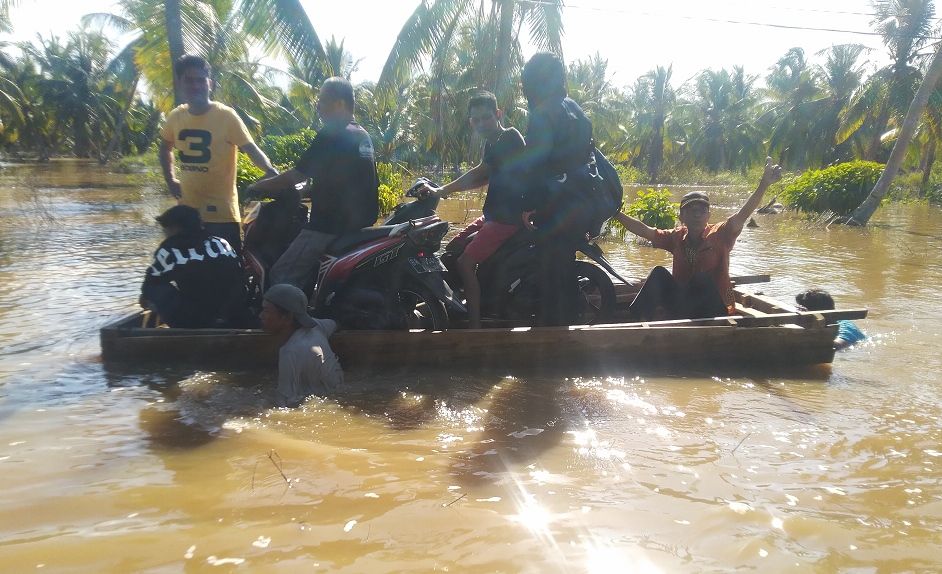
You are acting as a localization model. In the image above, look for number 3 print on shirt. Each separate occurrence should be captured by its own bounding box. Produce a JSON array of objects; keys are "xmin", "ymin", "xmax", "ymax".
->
[{"xmin": 177, "ymin": 129, "xmax": 212, "ymax": 164}]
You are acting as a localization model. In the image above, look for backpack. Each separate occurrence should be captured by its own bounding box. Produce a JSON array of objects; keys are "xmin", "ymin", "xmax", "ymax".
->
[{"xmin": 585, "ymin": 146, "xmax": 624, "ymax": 236}]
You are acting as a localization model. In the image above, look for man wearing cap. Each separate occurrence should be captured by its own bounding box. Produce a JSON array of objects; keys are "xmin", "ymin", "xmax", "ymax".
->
[
  {"xmin": 260, "ymin": 284, "xmax": 343, "ymax": 407},
  {"xmin": 614, "ymin": 158, "xmax": 782, "ymax": 320},
  {"xmin": 140, "ymin": 205, "xmax": 249, "ymax": 328}
]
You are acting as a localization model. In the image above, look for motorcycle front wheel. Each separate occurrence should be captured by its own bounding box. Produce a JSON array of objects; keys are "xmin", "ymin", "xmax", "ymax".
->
[
  {"xmin": 395, "ymin": 281, "xmax": 450, "ymax": 331},
  {"xmin": 573, "ymin": 260, "xmax": 616, "ymax": 324}
]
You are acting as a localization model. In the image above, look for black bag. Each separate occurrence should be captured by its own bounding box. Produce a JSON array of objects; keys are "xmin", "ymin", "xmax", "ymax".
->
[{"xmin": 584, "ymin": 146, "xmax": 624, "ymax": 236}]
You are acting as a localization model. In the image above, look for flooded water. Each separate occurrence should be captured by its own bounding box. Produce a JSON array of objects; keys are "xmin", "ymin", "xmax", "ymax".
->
[{"xmin": 1, "ymin": 160, "xmax": 940, "ymax": 572}]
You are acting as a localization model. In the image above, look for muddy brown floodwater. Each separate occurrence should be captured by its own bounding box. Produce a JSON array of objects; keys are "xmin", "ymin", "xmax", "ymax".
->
[{"xmin": 0, "ymin": 160, "xmax": 940, "ymax": 572}]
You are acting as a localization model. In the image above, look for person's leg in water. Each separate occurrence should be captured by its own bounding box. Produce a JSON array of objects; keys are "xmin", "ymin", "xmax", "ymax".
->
[{"xmin": 628, "ymin": 266, "xmax": 679, "ymax": 321}]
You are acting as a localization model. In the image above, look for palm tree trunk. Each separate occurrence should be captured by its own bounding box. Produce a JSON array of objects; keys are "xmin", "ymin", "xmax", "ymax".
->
[
  {"xmin": 100, "ymin": 73, "xmax": 140, "ymax": 165},
  {"xmin": 920, "ymin": 137, "xmax": 936, "ymax": 196},
  {"xmin": 165, "ymin": 0, "xmax": 185, "ymax": 106},
  {"xmin": 493, "ymin": 0, "xmax": 515, "ymax": 109},
  {"xmin": 844, "ymin": 42, "xmax": 942, "ymax": 225},
  {"xmin": 864, "ymin": 105, "xmax": 891, "ymax": 161},
  {"xmin": 648, "ymin": 117, "xmax": 663, "ymax": 184}
]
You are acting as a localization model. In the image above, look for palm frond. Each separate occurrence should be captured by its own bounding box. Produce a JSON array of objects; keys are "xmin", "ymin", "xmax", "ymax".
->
[{"xmin": 238, "ymin": 0, "xmax": 327, "ymax": 79}]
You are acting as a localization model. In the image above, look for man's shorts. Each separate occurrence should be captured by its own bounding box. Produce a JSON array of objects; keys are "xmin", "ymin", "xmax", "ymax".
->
[{"xmin": 452, "ymin": 216, "xmax": 519, "ymax": 263}]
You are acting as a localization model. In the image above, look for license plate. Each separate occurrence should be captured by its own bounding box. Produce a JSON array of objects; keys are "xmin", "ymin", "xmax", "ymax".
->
[{"xmin": 409, "ymin": 256, "xmax": 446, "ymax": 274}]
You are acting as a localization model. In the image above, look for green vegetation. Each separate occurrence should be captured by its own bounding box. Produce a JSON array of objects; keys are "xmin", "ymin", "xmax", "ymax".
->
[
  {"xmin": 625, "ymin": 188, "xmax": 678, "ymax": 229},
  {"xmin": 779, "ymin": 161, "xmax": 885, "ymax": 215},
  {"xmin": 609, "ymin": 188, "xmax": 678, "ymax": 239},
  {"xmin": 376, "ymin": 162, "xmax": 405, "ymax": 215},
  {"xmin": 2, "ymin": 0, "xmax": 942, "ymax": 211},
  {"xmin": 259, "ymin": 129, "xmax": 317, "ymax": 167}
]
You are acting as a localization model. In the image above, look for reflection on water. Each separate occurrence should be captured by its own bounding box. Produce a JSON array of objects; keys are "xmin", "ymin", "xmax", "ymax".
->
[{"xmin": 0, "ymin": 160, "xmax": 940, "ymax": 571}]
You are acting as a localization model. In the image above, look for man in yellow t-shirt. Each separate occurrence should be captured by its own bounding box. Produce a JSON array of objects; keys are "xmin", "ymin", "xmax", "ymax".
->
[{"xmin": 159, "ymin": 54, "xmax": 277, "ymax": 254}]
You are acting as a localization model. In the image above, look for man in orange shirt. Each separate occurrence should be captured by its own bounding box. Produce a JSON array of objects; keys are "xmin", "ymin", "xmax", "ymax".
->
[{"xmin": 614, "ymin": 158, "xmax": 782, "ymax": 321}]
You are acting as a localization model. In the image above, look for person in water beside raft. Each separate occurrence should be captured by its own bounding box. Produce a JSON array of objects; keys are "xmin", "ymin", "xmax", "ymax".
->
[
  {"xmin": 795, "ymin": 289, "xmax": 867, "ymax": 350},
  {"xmin": 420, "ymin": 91, "xmax": 526, "ymax": 329},
  {"xmin": 140, "ymin": 205, "xmax": 251, "ymax": 328},
  {"xmin": 614, "ymin": 158, "xmax": 783, "ymax": 321},
  {"xmin": 260, "ymin": 284, "xmax": 344, "ymax": 407},
  {"xmin": 159, "ymin": 54, "xmax": 278, "ymax": 255}
]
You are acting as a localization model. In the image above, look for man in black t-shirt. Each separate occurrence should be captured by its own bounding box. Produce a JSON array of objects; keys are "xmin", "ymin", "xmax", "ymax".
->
[
  {"xmin": 140, "ymin": 205, "xmax": 249, "ymax": 328},
  {"xmin": 248, "ymin": 77, "xmax": 379, "ymax": 292},
  {"xmin": 423, "ymin": 91, "xmax": 526, "ymax": 328}
]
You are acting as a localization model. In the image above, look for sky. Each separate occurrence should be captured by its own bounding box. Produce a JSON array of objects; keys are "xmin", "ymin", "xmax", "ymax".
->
[{"xmin": 5, "ymin": 0, "xmax": 900, "ymax": 89}]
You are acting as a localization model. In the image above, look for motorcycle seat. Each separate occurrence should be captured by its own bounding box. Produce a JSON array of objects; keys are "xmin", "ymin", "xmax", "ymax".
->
[{"xmin": 326, "ymin": 225, "xmax": 401, "ymax": 255}]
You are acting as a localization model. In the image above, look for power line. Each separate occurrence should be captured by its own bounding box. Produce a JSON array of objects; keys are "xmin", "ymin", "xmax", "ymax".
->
[{"xmin": 516, "ymin": 0, "xmax": 942, "ymax": 40}]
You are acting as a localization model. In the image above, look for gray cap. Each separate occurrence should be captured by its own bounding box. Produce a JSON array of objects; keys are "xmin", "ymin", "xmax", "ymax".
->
[{"xmin": 264, "ymin": 284, "xmax": 316, "ymax": 328}]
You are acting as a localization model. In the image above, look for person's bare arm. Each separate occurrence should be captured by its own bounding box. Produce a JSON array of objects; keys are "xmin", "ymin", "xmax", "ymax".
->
[
  {"xmin": 239, "ymin": 142, "xmax": 279, "ymax": 177},
  {"xmin": 158, "ymin": 139, "xmax": 181, "ymax": 200},
  {"xmin": 435, "ymin": 163, "xmax": 491, "ymax": 198},
  {"xmin": 614, "ymin": 211, "xmax": 659, "ymax": 242},
  {"xmin": 246, "ymin": 168, "xmax": 307, "ymax": 198},
  {"xmin": 728, "ymin": 157, "xmax": 782, "ymax": 233}
]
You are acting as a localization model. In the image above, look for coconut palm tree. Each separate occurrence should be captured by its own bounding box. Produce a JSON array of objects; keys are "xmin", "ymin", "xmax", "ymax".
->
[
  {"xmin": 378, "ymin": 0, "xmax": 564, "ymax": 109},
  {"xmin": 678, "ymin": 67, "xmax": 764, "ymax": 173},
  {"xmin": 629, "ymin": 65, "xmax": 675, "ymax": 182},
  {"xmin": 0, "ymin": 0, "xmax": 19, "ymax": 34},
  {"xmin": 763, "ymin": 48, "xmax": 827, "ymax": 169},
  {"xmin": 21, "ymin": 30, "xmax": 117, "ymax": 158},
  {"xmin": 85, "ymin": 0, "xmax": 327, "ymax": 112},
  {"xmin": 845, "ymin": 38, "xmax": 942, "ymax": 224},
  {"xmin": 814, "ymin": 44, "xmax": 869, "ymax": 165},
  {"xmin": 567, "ymin": 53, "xmax": 632, "ymax": 163},
  {"xmin": 838, "ymin": 0, "xmax": 935, "ymax": 160}
]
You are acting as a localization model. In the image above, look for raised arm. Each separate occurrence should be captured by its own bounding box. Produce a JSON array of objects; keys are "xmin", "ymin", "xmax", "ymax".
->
[
  {"xmin": 613, "ymin": 211, "xmax": 659, "ymax": 242},
  {"xmin": 728, "ymin": 157, "xmax": 782, "ymax": 233},
  {"xmin": 240, "ymin": 142, "xmax": 279, "ymax": 178}
]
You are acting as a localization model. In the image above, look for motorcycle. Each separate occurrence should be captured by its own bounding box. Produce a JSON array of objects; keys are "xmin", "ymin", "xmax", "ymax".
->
[
  {"xmin": 440, "ymin": 225, "xmax": 624, "ymax": 326},
  {"xmin": 410, "ymin": 180, "xmax": 625, "ymax": 325},
  {"xmin": 243, "ymin": 181, "xmax": 464, "ymax": 330}
]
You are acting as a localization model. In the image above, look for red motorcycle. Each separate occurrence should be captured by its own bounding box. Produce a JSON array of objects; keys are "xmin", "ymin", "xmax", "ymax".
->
[{"xmin": 243, "ymin": 183, "xmax": 463, "ymax": 330}]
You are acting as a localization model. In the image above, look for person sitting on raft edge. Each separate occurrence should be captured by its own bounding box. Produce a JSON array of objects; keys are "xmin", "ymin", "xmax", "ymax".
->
[
  {"xmin": 795, "ymin": 289, "xmax": 867, "ymax": 351},
  {"xmin": 260, "ymin": 283, "xmax": 343, "ymax": 407},
  {"xmin": 613, "ymin": 157, "xmax": 783, "ymax": 321}
]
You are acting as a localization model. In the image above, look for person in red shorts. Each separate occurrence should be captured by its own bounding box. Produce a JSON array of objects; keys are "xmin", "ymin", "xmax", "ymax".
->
[
  {"xmin": 422, "ymin": 91, "xmax": 526, "ymax": 328},
  {"xmin": 614, "ymin": 157, "xmax": 782, "ymax": 321}
]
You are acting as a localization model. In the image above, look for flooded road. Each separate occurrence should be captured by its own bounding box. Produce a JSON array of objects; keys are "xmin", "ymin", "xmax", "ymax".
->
[{"xmin": 0, "ymin": 160, "xmax": 940, "ymax": 572}]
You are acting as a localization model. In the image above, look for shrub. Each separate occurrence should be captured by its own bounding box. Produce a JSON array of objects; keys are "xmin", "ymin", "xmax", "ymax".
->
[
  {"xmin": 609, "ymin": 188, "xmax": 678, "ymax": 239},
  {"xmin": 236, "ymin": 153, "xmax": 266, "ymax": 202},
  {"xmin": 779, "ymin": 160, "xmax": 884, "ymax": 215},
  {"xmin": 376, "ymin": 162, "xmax": 405, "ymax": 215},
  {"xmin": 927, "ymin": 185, "xmax": 942, "ymax": 205},
  {"xmin": 614, "ymin": 163, "xmax": 645, "ymax": 185},
  {"xmin": 625, "ymin": 188, "xmax": 678, "ymax": 229},
  {"xmin": 260, "ymin": 128, "xmax": 317, "ymax": 166}
]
